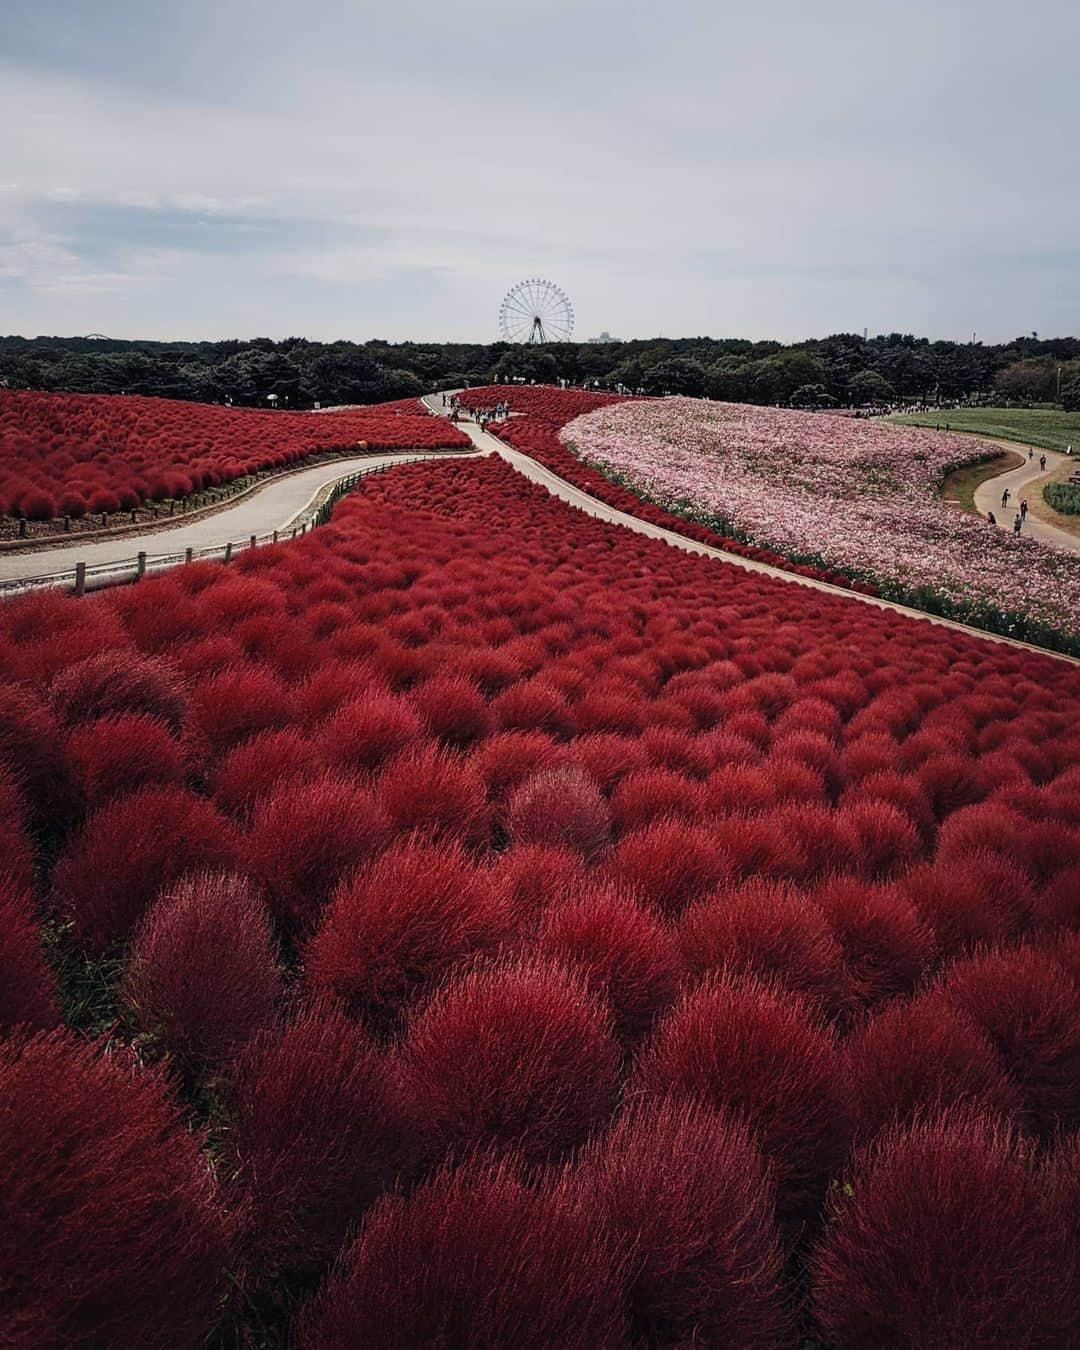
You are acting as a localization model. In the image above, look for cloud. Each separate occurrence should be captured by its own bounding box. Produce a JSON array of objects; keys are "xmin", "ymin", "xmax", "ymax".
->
[{"xmin": 0, "ymin": 0, "xmax": 1078, "ymax": 341}]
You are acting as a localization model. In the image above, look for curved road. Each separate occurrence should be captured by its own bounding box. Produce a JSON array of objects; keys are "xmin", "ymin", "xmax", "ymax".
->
[
  {"xmin": 1, "ymin": 392, "xmax": 1074, "ymax": 664},
  {"xmin": 0, "ymin": 449, "xmax": 471, "ymax": 585},
  {"xmin": 971, "ymin": 440, "xmax": 1078, "ymax": 550},
  {"xmin": 423, "ymin": 394, "xmax": 1078, "ymax": 665}
]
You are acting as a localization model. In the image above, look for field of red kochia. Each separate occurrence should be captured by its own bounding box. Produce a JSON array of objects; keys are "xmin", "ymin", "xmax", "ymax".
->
[
  {"xmin": 2, "ymin": 453, "xmax": 1079, "ymax": 1347},
  {"xmin": 0, "ymin": 389, "xmax": 469, "ymax": 520}
]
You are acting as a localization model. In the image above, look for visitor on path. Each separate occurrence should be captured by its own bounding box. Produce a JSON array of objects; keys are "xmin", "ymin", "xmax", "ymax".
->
[
  {"xmin": 1020, "ymin": 499, "xmax": 1029, "ymax": 520},
  {"xmin": 1028, "ymin": 448, "xmax": 1034, "ymax": 461},
  {"xmin": 1040, "ymin": 454, "xmax": 1047, "ymax": 471},
  {"xmin": 987, "ymin": 511, "xmax": 997, "ymax": 525},
  {"xmin": 1001, "ymin": 488, "xmax": 1010, "ymax": 508},
  {"xmin": 1014, "ymin": 513, "xmax": 1022, "ymax": 535}
]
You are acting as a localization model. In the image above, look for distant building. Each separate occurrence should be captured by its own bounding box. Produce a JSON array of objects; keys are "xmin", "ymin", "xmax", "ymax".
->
[{"xmin": 588, "ymin": 331, "xmax": 620, "ymax": 343}]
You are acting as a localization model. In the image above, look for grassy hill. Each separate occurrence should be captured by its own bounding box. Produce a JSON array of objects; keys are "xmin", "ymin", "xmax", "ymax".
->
[{"xmin": 890, "ymin": 407, "xmax": 1080, "ymax": 453}]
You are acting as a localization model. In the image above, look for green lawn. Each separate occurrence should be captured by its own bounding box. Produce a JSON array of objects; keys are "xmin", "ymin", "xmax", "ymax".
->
[{"xmin": 889, "ymin": 407, "xmax": 1080, "ymax": 453}]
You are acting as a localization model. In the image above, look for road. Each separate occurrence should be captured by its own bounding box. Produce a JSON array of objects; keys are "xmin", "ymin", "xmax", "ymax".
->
[
  {"xmin": 0, "ymin": 449, "xmax": 468, "ymax": 585},
  {"xmin": 423, "ymin": 394, "xmax": 1078, "ymax": 665},
  {"xmin": 970, "ymin": 439, "xmax": 1078, "ymax": 550}
]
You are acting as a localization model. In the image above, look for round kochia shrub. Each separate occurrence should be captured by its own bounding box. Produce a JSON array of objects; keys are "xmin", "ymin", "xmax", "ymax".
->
[
  {"xmin": 123, "ymin": 872, "xmax": 282, "ymax": 1072},
  {"xmin": 506, "ymin": 766, "xmax": 611, "ymax": 860},
  {"xmin": 601, "ymin": 818, "xmax": 732, "ymax": 917},
  {"xmin": 578, "ymin": 1097, "xmax": 792, "ymax": 1349},
  {"xmin": 632, "ymin": 970, "xmax": 849, "ymax": 1219},
  {"xmin": 536, "ymin": 882, "xmax": 680, "ymax": 1046},
  {"xmin": 376, "ymin": 744, "xmax": 491, "ymax": 849},
  {"xmin": 810, "ymin": 1109, "xmax": 1077, "ymax": 1348},
  {"xmin": 0, "ymin": 1030, "xmax": 228, "ymax": 1348},
  {"xmin": 305, "ymin": 838, "xmax": 513, "ymax": 1033},
  {"xmin": 229, "ymin": 1001, "xmax": 401, "ymax": 1277},
  {"xmin": 65, "ymin": 713, "xmax": 188, "ymax": 816},
  {"xmin": 397, "ymin": 957, "xmax": 621, "ymax": 1166},
  {"xmin": 243, "ymin": 774, "xmax": 389, "ymax": 932},
  {"xmin": 50, "ymin": 785, "xmax": 238, "ymax": 949},
  {"xmin": 300, "ymin": 1155, "xmax": 627, "ymax": 1350},
  {"xmin": 49, "ymin": 648, "xmax": 188, "ymax": 734}
]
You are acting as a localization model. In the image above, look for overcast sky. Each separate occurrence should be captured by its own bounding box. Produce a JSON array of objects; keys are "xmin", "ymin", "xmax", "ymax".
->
[{"xmin": 1, "ymin": 0, "xmax": 1077, "ymax": 344}]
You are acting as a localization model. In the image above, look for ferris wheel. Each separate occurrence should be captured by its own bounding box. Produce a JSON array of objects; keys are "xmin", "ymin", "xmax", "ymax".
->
[{"xmin": 499, "ymin": 278, "xmax": 574, "ymax": 343}]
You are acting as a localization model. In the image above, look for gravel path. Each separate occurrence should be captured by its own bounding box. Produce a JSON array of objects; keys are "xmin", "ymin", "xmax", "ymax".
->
[{"xmin": 971, "ymin": 439, "xmax": 1079, "ymax": 550}]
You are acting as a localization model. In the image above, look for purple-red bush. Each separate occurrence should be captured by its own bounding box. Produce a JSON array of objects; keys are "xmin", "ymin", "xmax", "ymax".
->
[
  {"xmin": 65, "ymin": 713, "xmax": 188, "ymax": 816},
  {"xmin": 0, "ymin": 879, "xmax": 59, "ymax": 1032},
  {"xmin": 189, "ymin": 661, "xmax": 294, "ymax": 754},
  {"xmin": 49, "ymin": 648, "xmax": 188, "ymax": 734},
  {"xmin": 305, "ymin": 838, "xmax": 512, "ymax": 1033},
  {"xmin": 895, "ymin": 853, "xmax": 1032, "ymax": 957},
  {"xmin": 409, "ymin": 673, "xmax": 492, "ymax": 748},
  {"xmin": 320, "ymin": 689, "xmax": 426, "ymax": 775},
  {"xmin": 844, "ymin": 992, "xmax": 1023, "ymax": 1143},
  {"xmin": 578, "ymin": 1097, "xmax": 792, "ymax": 1348},
  {"xmin": 536, "ymin": 883, "xmax": 680, "ymax": 1046},
  {"xmin": 506, "ymin": 766, "xmax": 611, "ymax": 860},
  {"xmin": 209, "ymin": 727, "xmax": 324, "ymax": 819},
  {"xmin": 491, "ymin": 677, "xmax": 577, "ymax": 737},
  {"xmin": 123, "ymin": 872, "xmax": 281, "ymax": 1070},
  {"xmin": 935, "ymin": 943, "xmax": 1080, "ymax": 1136},
  {"xmin": 567, "ymin": 732, "xmax": 648, "ymax": 794},
  {"xmin": 610, "ymin": 767, "xmax": 708, "ymax": 833},
  {"xmin": 471, "ymin": 730, "xmax": 569, "ymax": 811},
  {"xmin": 809, "ymin": 875, "xmax": 935, "ymax": 1006},
  {"xmin": 397, "ymin": 957, "xmax": 621, "ymax": 1165},
  {"xmin": 243, "ymin": 774, "xmax": 389, "ymax": 932},
  {"xmin": 601, "ymin": 819, "xmax": 733, "ymax": 917},
  {"xmin": 0, "ymin": 765, "xmax": 34, "ymax": 895},
  {"xmin": 300, "ymin": 1155, "xmax": 627, "ymax": 1350},
  {"xmin": 229, "ymin": 1001, "xmax": 401, "ymax": 1276},
  {"xmin": 677, "ymin": 880, "xmax": 856, "ymax": 1019},
  {"xmin": 489, "ymin": 842, "xmax": 590, "ymax": 921},
  {"xmin": 376, "ymin": 744, "xmax": 491, "ymax": 849},
  {"xmin": 0, "ymin": 683, "xmax": 75, "ymax": 831},
  {"xmin": 810, "ymin": 1109, "xmax": 1076, "ymax": 1348},
  {"xmin": 0, "ymin": 1029, "xmax": 227, "ymax": 1347},
  {"xmin": 633, "ymin": 970, "xmax": 849, "ymax": 1218},
  {"xmin": 51, "ymin": 785, "xmax": 238, "ymax": 948}
]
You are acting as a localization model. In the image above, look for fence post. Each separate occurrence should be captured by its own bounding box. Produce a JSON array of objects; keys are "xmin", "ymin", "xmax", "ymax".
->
[
  {"xmin": 272, "ymin": 530, "xmax": 278, "ymax": 544},
  {"xmin": 185, "ymin": 547, "xmax": 193, "ymax": 564},
  {"xmin": 250, "ymin": 534, "xmax": 257, "ymax": 550},
  {"xmin": 224, "ymin": 542, "xmax": 233, "ymax": 563},
  {"xmin": 137, "ymin": 551, "xmax": 146, "ymax": 579},
  {"xmin": 74, "ymin": 562, "xmax": 86, "ymax": 597}
]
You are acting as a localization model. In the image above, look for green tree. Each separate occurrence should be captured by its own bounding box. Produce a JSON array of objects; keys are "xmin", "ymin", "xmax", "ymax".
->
[{"xmin": 847, "ymin": 370, "xmax": 895, "ymax": 404}]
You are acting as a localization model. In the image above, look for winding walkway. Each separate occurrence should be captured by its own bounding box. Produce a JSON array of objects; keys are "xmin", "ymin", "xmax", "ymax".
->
[
  {"xmin": 970, "ymin": 439, "xmax": 1078, "ymax": 551},
  {"xmin": 422, "ymin": 394, "xmax": 1078, "ymax": 666},
  {"xmin": 0, "ymin": 449, "xmax": 470, "ymax": 585}
]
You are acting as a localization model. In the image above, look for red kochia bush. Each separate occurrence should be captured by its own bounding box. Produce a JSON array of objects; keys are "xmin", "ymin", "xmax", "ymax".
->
[
  {"xmin": 601, "ymin": 818, "xmax": 732, "ymax": 917},
  {"xmin": 123, "ymin": 872, "xmax": 282, "ymax": 1071},
  {"xmin": 536, "ymin": 883, "xmax": 681, "ymax": 1046},
  {"xmin": 65, "ymin": 713, "xmax": 188, "ymax": 815},
  {"xmin": 229, "ymin": 1001, "xmax": 401, "ymax": 1276},
  {"xmin": 0, "ymin": 1030, "xmax": 227, "ymax": 1348},
  {"xmin": 579, "ymin": 1098, "xmax": 792, "ymax": 1348},
  {"xmin": 321, "ymin": 690, "xmax": 426, "ymax": 774},
  {"xmin": 209, "ymin": 726, "xmax": 324, "ymax": 819},
  {"xmin": 489, "ymin": 842, "xmax": 590, "ymax": 921},
  {"xmin": 409, "ymin": 673, "xmax": 492, "ymax": 748},
  {"xmin": 677, "ymin": 880, "xmax": 856, "ymax": 1020},
  {"xmin": 844, "ymin": 992, "xmax": 1023, "ymax": 1143},
  {"xmin": 243, "ymin": 774, "xmax": 389, "ymax": 932},
  {"xmin": 895, "ymin": 853, "xmax": 1032, "ymax": 958},
  {"xmin": 935, "ymin": 943, "xmax": 1080, "ymax": 1136},
  {"xmin": 305, "ymin": 838, "xmax": 512, "ymax": 1033},
  {"xmin": 376, "ymin": 744, "xmax": 491, "ymax": 849},
  {"xmin": 300, "ymin": 1156, "xmax": 627, "ymax": 1350},
  {"xmin": 0, "ymin": 683, "xmax": 75, "ymax": 831},
  {"xmin": 0, "ymin": 879, "xmax": 60, "ymax": 1032},
  {"xmin": 506, "ymin": 766, "xmax": 612, "ymax": 860},
  {"xmin": 51, "ymin": 785, "xmax": 238, "ymax": 949},
  {"xmin": 0, "ymin": 765, "xmax": 34, "ymax": 895},
  {"xmin": 633, "ymin": 970, "xmax": 849, "ymax": 1219},
  {"xmin": 49, "ymin": 648, "xmax": 188, "ymax": 733},
  {"xmin": 397, "ymin": 958, "xmax": 621, "ymax": 1166},
  {"xmin": 189, "ymin": 661, "xmax": 294, "ymax": 754},
  {"xmin": 810, "ymin": 1110, "xmax": 1076, "ymax": 1348},
  {"xmin": 807, "ymin": 876, "xmax": 934, "ymax": 1006}
]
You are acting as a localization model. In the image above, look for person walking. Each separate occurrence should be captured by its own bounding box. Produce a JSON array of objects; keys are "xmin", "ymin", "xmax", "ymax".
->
[
  {"xmin": 1020, "ymin": 498, "xmax": 1029, "ymax": 521},
  {"xmin": 1013, "ymin": 512, "xmax": 1022, "ymax": 536},
  {"xmin": 987, "ymin": 510, "xmax": 997, "ymax": 525},
  {"xmin": 1028, "ymin": 448, "xmax": 1034, "ymax": 461},
  {"xmin": 1039, "ymin": 454, "xmax": 1047, "ymax": 471},
  {"xmin": 1001, "ymin": 487, "xmax": 1010, "ymax": 508}
]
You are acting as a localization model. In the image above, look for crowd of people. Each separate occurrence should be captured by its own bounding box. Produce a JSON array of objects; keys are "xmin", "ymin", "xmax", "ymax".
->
[{"xmin": 441, "ymin": 392, "xmax": 511, "ymax": 432}]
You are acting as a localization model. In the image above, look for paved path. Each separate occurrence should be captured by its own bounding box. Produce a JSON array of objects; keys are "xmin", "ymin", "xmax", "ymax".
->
[
  {"xmin": 0, "ymin": 450, "xmax": 467, "ymax": 585},
  {"xmin": 424, "ymin": 394, "xmax": 1078, "ymax": 665},
  {"xmin": 971, "ymin": 439, "xmax": 1078, "ymax": 551}
]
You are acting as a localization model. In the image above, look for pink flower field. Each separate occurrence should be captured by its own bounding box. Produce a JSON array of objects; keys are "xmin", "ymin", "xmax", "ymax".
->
[{"xmin": 563, "ymin": 399, "xmax": 1078, "ymax": 640}]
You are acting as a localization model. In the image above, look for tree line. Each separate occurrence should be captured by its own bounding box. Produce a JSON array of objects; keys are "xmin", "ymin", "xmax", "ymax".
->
[{"xmin": 2, "ymin": 331, "xmax": 1079, "ymax": 410}]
